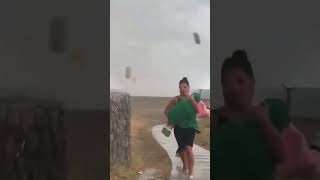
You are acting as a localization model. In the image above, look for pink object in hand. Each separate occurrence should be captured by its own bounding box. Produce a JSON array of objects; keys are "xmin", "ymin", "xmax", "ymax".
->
[
  {"xmin": 197, "ymin": 100, "xmax": 210, "ymax": 119},
  {"xmin": 277, "ymin": 125, "xmax": 317, "ymax": 178}
]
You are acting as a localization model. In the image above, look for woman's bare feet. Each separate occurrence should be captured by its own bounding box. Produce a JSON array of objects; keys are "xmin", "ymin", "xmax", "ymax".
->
[{"xmin": 188, "ymin": 170, "xmax": 194, "ymax": 179}]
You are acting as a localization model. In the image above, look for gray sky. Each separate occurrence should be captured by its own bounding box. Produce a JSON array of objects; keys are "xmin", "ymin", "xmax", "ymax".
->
[{"xmin": 110, "ymin": 0, "xmax": 210, "ymax": 97}]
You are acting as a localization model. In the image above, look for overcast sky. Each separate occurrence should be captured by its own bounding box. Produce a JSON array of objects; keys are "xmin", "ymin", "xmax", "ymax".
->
[{"xmin": 110, "ymin": 0, "xmax": 210, "ymax": 97}]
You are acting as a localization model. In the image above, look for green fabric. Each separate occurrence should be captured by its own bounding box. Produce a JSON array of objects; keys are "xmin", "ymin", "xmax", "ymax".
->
[
  {"xmin": 212, "ymin": 115, "xmax": 275, "ymax": 180},
  {"xmin": 212, "ymin": 99, "xmax": 290, "ymax": 180},
  {"xmin": 168, "ymin": 99, "xmax": 198, "ymax": 130},
  {"xmin": 263, "ymin": 98, "xmax": 290, "ymax": 132},
  {"xmin": 162, "ymin": 126, "xmax": 172, "ymax": 137},
  {"xmin": 193, "ymin": 93, "xmax": 201, "ymax": 103}
]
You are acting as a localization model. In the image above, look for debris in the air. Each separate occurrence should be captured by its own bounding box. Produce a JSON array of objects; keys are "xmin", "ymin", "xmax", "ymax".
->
[
  {"xmin": 137, "ymin": 171, "xmax": 143, "ymax": 175},
  {"xmin": 193, "ymin": 32, "xmax": 201, "ymax": 44},
  {"xmin": 125, "ymin": 66, "xmax": 131, "ymax": 79}
]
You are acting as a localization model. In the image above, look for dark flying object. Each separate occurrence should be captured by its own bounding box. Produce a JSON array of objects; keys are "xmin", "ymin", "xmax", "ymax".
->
[
  {"xmin": 193, "ymin": 32, "xmax": 200, "ymax": 44},
  {"xmin": 125, "ymin": 66, "xmax": 131, "ymax": 79}
]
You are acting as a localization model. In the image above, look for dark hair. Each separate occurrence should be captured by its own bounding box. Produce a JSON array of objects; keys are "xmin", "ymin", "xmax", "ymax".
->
[
  {"xmin": 179, "ymin": 77, "xmax": 189, "ymax": 86},
  {"xmin": 221, "ymin": 49, "xmax": 254, "ymax": 82}
]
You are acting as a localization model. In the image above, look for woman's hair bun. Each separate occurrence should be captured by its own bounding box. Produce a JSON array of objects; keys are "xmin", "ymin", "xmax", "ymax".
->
[
  {"xmin": 232, "ymin": 49, "xmax": 248, "ymax": 60},
  {"xmin": 179, "ymin": 77, "xmax": 189, "ymax": 86}
]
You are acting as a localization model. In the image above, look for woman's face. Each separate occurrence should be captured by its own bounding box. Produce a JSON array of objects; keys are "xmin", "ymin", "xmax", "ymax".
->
[
  {"xmin": 179, "ymin": 83, "xmax": 190, "ymax": 96},
  {"xmin": 222, "ymin": 68, "xmax": 254, "ymax": 108}
]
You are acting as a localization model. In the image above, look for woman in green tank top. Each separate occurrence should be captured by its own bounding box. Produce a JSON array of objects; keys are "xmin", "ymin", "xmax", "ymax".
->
[
  {"xmin": 164, "ymin": 77, "xmax": 199, "ymax": 179},
  {"xmin": 212, "ymin": 50, "xmax": 285, "ymax": 180}
]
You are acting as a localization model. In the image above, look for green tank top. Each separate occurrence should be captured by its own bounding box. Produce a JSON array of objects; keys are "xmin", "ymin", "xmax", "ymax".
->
[
  {"xmin": 212, "ymin": 118, "xmax": 275, "ymax": 180},
  {"xmin": 263, "ymin": 98, "xmax": 290, "ymax": 131},
  {"xmin": 212, "ymin": 99, "xmax": 289, "ymax": 180},
  {"xmin": 168, "ymin": 99, "xmax": 198, "ymax": 130}
]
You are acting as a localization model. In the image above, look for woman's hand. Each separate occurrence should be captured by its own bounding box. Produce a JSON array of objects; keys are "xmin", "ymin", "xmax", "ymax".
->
[
  {"xmin": 187, "ymin": 94, "xmax": 196, "ymax": 102},
  {"xmin": 167, "ymin": 121, "xmax": 174, "ymax": 129},
  {"xmin": 187, "ymin": 94, "xmax": 199, "ymax": 113},
  {"xmin": 250, "ymin": 104, "xmax": 285, "ymax": 163},
  {"xmin": 250, "ymin": 104, "xmax": 270, "ymax": 126}
]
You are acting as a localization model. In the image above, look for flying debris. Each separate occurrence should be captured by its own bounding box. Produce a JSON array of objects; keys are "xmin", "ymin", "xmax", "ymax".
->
[
  {"xmin": 193, "ymin": 32, "xmax": 201, "ymax": 44},
  {"xmin": 125, "ymin": 66, "xmax": 131, "ymax": 79}
]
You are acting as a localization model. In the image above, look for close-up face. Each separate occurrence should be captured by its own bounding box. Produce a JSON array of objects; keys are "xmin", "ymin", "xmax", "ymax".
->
[
  {"xmin": 222, "ymin": 68, "xmax": 254, "ymax": 107},
  {"xmin": 179, "ymin": 83, "xmax": 190, "ymax": 96}
]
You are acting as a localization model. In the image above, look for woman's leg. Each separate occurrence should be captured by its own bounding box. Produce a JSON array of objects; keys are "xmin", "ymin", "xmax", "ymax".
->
[
  {"xmin": 174, "ymin": 126, "xmax": 188, "ymax": 172},
  {"xmin": 184, "ymin": 128, "xmax": 196, "ymax": 176},
  {"xmin": 185, "ymin": 145, "xmax": 195, "ymax": 176},
  {"xmin": 181, "ymin": 149, "xmax": 188, "ymax": 172}
]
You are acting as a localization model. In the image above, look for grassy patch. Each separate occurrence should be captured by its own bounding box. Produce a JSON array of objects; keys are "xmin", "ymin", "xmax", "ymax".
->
[
  {"xmin": 194, "ymin": 117, "xmax": 210, "ymax": 150},
  {"xmin": 110, "ymin": 166, "xmax": 137, "ymax": 180}
]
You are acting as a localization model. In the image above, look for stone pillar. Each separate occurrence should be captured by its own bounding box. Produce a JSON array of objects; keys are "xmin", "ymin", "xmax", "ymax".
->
[{"xmin": 110, "ymin": 92, "xmax": 131, "ymax": 168}]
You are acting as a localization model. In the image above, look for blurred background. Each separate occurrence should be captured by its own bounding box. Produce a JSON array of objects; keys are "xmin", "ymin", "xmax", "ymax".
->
[{"xmin": 0, "ymin": 0, "xmax": 108, "ymax": 180}]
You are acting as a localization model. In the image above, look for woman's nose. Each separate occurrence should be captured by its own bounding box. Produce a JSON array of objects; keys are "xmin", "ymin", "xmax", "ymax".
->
[{"xmin": 230, "ymin": 85, "xmax": 241, "ymax": 93}]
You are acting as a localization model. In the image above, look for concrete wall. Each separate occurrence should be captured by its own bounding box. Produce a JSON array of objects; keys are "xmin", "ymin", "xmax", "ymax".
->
[
  {"xmin": 213, "ymin": 0, "xmax": 320, "ymax": 111},
  {"xmin": 0, "ymin": 0, "xmax": 108, "ymax": 110}
]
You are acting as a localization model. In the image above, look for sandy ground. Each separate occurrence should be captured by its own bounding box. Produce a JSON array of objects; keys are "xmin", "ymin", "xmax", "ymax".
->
[
  {"xmin": 195, "ymin": 117, "xmax": 210, "ymax": 150},
  {"xmin": 129, "ymin": 96, "xmax": 173, "ymax": 179},
  {"xmin": 111, "ymin": 97, "xmax": 172, "ymax": 179},
  {"xmin": 64, "ymin": 110, "xmax": 108, "ymax": 180}
]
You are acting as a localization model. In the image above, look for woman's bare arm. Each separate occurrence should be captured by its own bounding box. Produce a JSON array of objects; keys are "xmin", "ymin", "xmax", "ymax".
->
[
  {"xmin": 187, "ymin": 95, "xmax": 199, "ymax": 113},
  {"xmin": 164, "ymin": 97, "xmax": 178, "ymax": 128},
  {"xmin": 254, "ymin": 106, "xmax": 285, "ymax": 163},
  {"xmin": 190, "ymin": 99, "xmax": 199, "ymax": 113},
  {"xmin": 259, "ymin": 119, "xmax": 285, "ymax": 163},
  {"xmin": 164, "ymin": 97, "xmax": 178, "ymax": 118}
]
